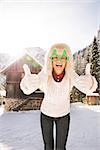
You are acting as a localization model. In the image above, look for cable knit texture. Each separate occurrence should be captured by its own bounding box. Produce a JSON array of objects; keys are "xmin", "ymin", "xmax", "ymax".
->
[{"xmin": 20, "ymin": 69, "xmax": 97, "ymax": 117}]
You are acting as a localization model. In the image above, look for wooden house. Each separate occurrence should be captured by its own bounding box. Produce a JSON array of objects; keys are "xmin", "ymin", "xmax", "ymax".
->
[
  {"xmin": 86, "ymin": 93, "xmax": 100, "ymax": 105},
  {"xmin": 0, "ymin": 48, "xmax": 45, "ymax": 99}
]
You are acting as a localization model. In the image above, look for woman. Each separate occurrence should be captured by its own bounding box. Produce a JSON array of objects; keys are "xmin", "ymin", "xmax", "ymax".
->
[{"xmin": 20, "ymin": 43, "xmax": 97, "ymax": 150}]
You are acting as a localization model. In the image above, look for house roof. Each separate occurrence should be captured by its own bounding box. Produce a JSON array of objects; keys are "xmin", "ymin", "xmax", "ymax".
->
[
  {"xmin": 0, "ymin": 47, "xmax": 45, "ymax": 74},
  {"xmin": 25, "ymin": 47, "xmax": 45, "ymax": 67}
]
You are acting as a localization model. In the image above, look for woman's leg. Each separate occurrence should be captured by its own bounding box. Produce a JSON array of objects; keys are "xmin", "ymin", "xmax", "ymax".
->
[
  {"xmin": 40, "ymin": 112, "xmax": 54, "ymax": 150},
  {"xmin": 55, "ymin": 113, "xmax": 70, "ymax": 150}
]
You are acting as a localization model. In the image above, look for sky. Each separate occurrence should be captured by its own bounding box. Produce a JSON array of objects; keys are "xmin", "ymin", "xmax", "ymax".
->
[{"xmin": 0, "ymin": 0, "xmax": 99, "ymax": 56}]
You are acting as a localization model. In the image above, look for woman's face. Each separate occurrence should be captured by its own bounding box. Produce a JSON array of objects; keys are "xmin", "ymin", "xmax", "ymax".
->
[{"xmin": 51, "ymin": 48, "xmax": 67, "ymax": 75}]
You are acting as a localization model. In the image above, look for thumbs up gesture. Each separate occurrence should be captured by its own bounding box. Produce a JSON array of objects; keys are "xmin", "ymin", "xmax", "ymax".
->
[
  {"xmin": 73, "ymin": 63, "xmax": 98, "ymax": 95},
  {"xmin": 23, "ymin": 64, "xmax": 31, "ymax": 76},
  {"xmin": 84, "ymin": 63, "xmax": 93, "ymax": 90},
  {"xmin": 85, "ymin": 63, "xmax": 91, "ymax": 75},
  {"xmin": 84, "ymin": 63, "xmax": 98, "ymax": 94},
  {"xmin": 20, "ymin": 64, "xmax": 40, "ymax": 95}
]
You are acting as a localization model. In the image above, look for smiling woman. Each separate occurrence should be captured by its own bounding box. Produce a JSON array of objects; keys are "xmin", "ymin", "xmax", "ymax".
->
[
  {"xmin": 20, "ymin": 42, "xmax": 98, "ymax": 150},
  {"xmin": 51, "ymin": 48, "xmax": 68, "ymax": 76}
]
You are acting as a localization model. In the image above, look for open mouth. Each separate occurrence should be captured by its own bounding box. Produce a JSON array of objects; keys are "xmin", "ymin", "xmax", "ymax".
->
[{"xmin": 56, "ymin": 64, "xmax": 62, "ymax": 68}]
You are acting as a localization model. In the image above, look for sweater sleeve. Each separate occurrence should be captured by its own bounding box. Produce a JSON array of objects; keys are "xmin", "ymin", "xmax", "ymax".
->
[
  {"xmin": 71, "ymin": 70, "xmax": 98, "ymax": 95},
  {"xmin": 20, "ymin": 69, "xmax": 45, "ymax": 95}
]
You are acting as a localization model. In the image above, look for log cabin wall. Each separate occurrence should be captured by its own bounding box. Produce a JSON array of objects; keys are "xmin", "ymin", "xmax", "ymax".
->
[{"xmin": 4, "ymin": 55, "xmax": 42, "ymax": 99}]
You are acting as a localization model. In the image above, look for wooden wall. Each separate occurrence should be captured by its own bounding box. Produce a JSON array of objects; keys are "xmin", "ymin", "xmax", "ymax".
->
[{"xmin": 3, "ymin": 55, "xmax": 42, "ymax": 99}]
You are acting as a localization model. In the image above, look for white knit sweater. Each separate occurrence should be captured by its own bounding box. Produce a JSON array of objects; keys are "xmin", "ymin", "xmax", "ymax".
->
[{"xmin": 20, "ymin": 69, "xmax": 97, "ymax": 117}]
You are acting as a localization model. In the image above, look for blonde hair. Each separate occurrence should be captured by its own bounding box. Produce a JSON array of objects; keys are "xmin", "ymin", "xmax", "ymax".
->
[{"xmin": 44, "ymin": 43, "xmax": 74, "ymax": 79}]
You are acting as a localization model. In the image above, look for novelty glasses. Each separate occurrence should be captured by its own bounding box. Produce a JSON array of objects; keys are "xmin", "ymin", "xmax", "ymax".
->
[{"xmin": 50, "ymin": 48, "xmax": 69, "ymax": 62}]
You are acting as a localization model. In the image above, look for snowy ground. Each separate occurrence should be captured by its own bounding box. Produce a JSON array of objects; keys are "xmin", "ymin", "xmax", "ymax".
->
[{"xmin": 0, "ymin": 102, "xmax": 100, "ymax": 150}]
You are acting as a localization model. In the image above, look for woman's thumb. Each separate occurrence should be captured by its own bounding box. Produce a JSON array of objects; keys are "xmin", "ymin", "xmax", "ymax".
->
[
  {"xmin": 23, "ymin": 64, "xmax": 31, "ymax": 75},
  {"xmin": 85, "ymin": 63, "xmax": 91, "ymax": 75}
]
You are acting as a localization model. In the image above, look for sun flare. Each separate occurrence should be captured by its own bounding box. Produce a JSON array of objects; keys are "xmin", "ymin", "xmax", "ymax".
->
[{"xmin": 2, "ymin": 48, "xmax": 25, "ymax": 58}]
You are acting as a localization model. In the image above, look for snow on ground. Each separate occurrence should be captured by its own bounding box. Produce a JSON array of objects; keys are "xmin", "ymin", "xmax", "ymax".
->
[
  {"xmin": 0, "ymin": 105, "xmax": 5, "ymax": 116},
  {"xmin": 0, "ymin": 102, "xmax": 100, "ymax": 150}
]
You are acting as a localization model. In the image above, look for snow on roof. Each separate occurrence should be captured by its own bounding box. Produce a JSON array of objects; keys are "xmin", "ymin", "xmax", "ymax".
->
[
  {"xmin": 25, "ymin": 47, "xmax": 45, "ymax": 67},
  {"xmin": 0, "ymin": 53, "xmax": 24, "ymax": 73},
  {"xmin": 86, "ymin": 93, "xmax": 99, "ymax": 96},
  {"xmin": 0, "ymin": 47, "xmax": 45, "ymax": 73}
]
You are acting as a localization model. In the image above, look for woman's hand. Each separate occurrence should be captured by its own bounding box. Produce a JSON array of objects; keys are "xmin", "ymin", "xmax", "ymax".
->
[
  {"xmin": 20, "ymin": 64, "xmax": 39, "ymax": 95},
  {"xmin": 84, "ymin": 63, "xmax": 94, "ymax": 90},
  {"xmin": 73, "ymin": 63, "xmax": 97, "ymax": 94},
  {"xmin": 85, "ymin": 63, "xmax": 91, "ymax": 75},
  {"xmin": 23, "ymin": 64, "xmax": 31, "ymax": 76}
]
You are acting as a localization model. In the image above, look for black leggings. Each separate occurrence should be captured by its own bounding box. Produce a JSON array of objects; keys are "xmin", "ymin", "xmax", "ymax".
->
[{"xmin": 40, "ymin": 112, "xmax": 70, "ymax": 150}]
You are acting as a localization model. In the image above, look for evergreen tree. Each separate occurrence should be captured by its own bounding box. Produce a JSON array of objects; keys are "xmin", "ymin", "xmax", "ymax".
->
[{"xmin": 91, "ymin": 36, "xmax": 100, "ymax": 94}]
